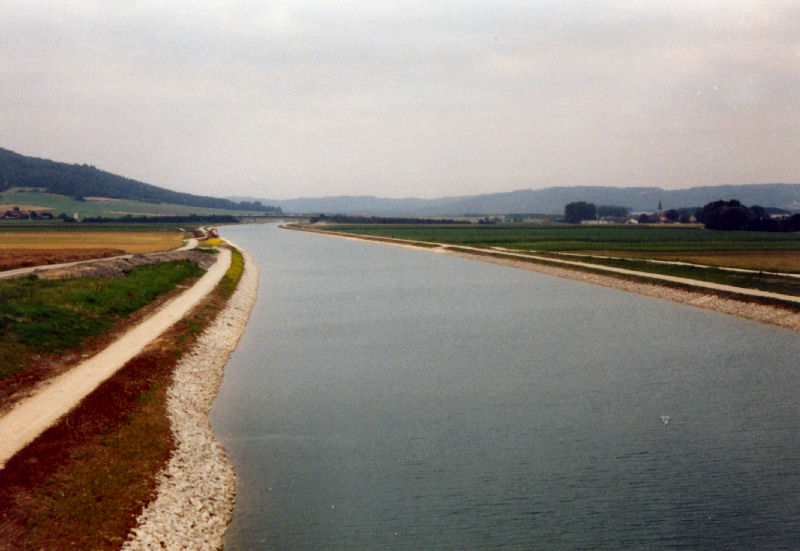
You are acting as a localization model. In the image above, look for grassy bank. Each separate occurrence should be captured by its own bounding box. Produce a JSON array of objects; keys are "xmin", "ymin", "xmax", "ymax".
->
[
  {"xmin": 0, "ymin": 247, "xmax": 246, "ymax": 550},
  {"xmin": 0, "ymin": 260, "xmax": 205, "ymax": 381}
]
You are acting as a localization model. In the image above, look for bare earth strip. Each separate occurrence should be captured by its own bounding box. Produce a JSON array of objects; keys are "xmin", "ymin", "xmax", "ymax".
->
[
  {"xmin": 0, "ymin": 237, "xmax": 196, "ymax": 280},
  {"xmin": 294, "ymin": 227, "xmax": 800, "ymax": 333},
  {"xmin": 0, "ymin": 248, "xmax": 232, "ymax": 468},
  {"xmin": 123, "ymin": 247, "xmax": 259, "ymax": 550}
]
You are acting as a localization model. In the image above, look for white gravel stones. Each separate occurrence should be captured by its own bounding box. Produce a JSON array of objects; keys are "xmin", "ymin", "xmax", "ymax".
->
[
  {"xmin": 466, "ymin": 252, "xmax": 800, "ymax": 333},
  {"xmin": 122, "ymin": 249, "xmax": 258, "ymax": 551}
]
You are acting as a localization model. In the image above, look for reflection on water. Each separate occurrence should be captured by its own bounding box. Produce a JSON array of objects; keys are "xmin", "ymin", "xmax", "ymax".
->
[{"xmin": 212, "ymin": 224, "xmax": 800, "ymax": 550}]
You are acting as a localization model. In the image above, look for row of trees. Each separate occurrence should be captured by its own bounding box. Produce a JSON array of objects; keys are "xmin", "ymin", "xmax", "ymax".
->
[
  {"xmin": 564, "ymin": 201, "xmax": 597, "ymax": 223},
  {"xmin": 564, "ymin": 199, "xmax": 800, "ymax": 231},
  {"xmin": 696, "ymin": 200, "xmax": 800, "ymax": 232},
  {"xmin": 564, "ymin": 202, "xmax": 631, "ymax": 223}
]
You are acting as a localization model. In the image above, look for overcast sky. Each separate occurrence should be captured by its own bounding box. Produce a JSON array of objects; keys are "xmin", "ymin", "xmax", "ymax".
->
[{"xmin": 2, "ymin": 1, "xmax": 799, "ymax": 199}]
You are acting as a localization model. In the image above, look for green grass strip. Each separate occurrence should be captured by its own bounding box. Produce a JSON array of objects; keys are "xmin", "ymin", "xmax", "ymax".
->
[{"xmin": 0, "ymin": 260, "xmax": 205, "ymax": 379}]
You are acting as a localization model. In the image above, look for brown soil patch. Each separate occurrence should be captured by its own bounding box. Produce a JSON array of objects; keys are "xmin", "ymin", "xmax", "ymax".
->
[
  {"xmin": 0, "ymin": 275, "xmax": 228, "ymax": 550},
  {"xmin": 0, "ymin": 249, "xmax": 124, "ymax": 271},
  {"xmin": 0, "ymin": 232, "xmax": 183, "ymax": 254}
]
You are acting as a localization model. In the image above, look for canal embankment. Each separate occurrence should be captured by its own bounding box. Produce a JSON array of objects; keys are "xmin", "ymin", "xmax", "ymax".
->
[
  {"xmin": 291, "ymin": 225, "xmax": 800, "ymax": 333},
  {"xmin": 122, "ymin": 247, "xmax": 258, "ymax": 550}
]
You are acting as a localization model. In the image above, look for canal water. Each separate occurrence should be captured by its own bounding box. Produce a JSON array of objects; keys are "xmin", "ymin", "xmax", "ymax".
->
[{"xmin": 212, "ymin": 224, "xmax": 800, "ymax": 550}]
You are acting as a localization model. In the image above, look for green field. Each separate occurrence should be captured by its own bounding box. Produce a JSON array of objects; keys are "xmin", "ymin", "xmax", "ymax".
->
[
  {"xmin": 325, "ymin": 224, "xmax": 800, "ymax": 253},
  {"xmin": 0, "ymin": 187, "xmax": 262, "ymax": 219}
]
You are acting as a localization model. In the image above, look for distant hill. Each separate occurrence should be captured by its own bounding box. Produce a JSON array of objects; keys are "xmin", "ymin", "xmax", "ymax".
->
[
  {"xmin": 234, "ymin": 184, "xmax": 800, "ymax": 217},
  {"xmin": 0, "ymin": 148, "xmax": 280, "ymax": 214}
]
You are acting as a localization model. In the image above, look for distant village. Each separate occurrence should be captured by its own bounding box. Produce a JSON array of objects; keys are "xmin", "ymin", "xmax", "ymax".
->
[
  {"xmin": 581, "ymin": 202, "xmax": 695, "ymax": 225},
  {"xmin": 2, "ymin": 206, "xmax": 58, "ymax": 220}
]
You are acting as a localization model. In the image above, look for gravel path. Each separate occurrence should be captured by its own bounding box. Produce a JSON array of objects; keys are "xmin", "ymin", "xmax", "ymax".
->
[
  {"xmin": 122, "ymin": 248, "xmax": 259, "ymax": 550},
  {"xmin": 445, "ymin": 249, "xmax": 800, "ymax": 333},
  {"xmin": 0, "ymin": 249, "xmax": 232, "ymax": 468}
]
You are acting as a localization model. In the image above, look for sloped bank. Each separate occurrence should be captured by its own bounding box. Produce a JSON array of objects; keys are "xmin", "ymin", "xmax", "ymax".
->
[
  {"xmin": 447, "ymin": 250, "xmax": 800, "ymax": 333},
  {"xmin": 293, "ymin": 225, "xmax": 800, "ymax": 334},
  {"xmin": 122, "ymin": 248, "xmax": 259, "ymax": 550}
]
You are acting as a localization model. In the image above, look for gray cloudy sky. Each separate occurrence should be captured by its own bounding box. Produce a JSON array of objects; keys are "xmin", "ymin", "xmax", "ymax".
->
[{"xmin": 2, "ymin": 1, "xmax": 799, "ymax": 199}]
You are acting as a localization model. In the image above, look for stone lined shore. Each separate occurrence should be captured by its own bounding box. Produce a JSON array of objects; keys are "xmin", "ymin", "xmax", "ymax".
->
[
  {"xmin": 122, "ymin": 248, "xmax": 258, "ymax": 551},
  {"xmin": 443, "ymin": 248, "xmax": 800, "ymax": 333},
  {"xmin": 302, "ymin": 226, "xmax": 800, "ymax": 334}
]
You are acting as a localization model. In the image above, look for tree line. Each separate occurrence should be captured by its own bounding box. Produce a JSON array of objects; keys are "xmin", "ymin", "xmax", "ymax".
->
[
  {"xmin": 695, "ymin": 200, "xmax": 800, "ymax": 232},
  {"xmin": 564, "ymin": 202, "xmax": 630, "ymax": 223},
  {"xmin": 564, "ymin": 199, "xmax": 800, "ymax": 231}
]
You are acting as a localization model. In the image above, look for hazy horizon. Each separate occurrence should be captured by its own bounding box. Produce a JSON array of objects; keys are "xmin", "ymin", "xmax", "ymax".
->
[{"xmin": 3, "ymin": 2, "xmax": 798, "ymax": 200}]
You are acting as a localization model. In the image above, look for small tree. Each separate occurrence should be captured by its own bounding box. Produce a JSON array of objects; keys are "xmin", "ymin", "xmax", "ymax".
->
[
  {"xmin": 696, "ymin": 200, "xmax": 751, "ymax": 230},
  {"xmin": 564, "ymin": 201, "xmax": 597, "ymax": 223},
  {"xmin": 597, "ymin": 205, "xmax": 629, "ymax": 218}
]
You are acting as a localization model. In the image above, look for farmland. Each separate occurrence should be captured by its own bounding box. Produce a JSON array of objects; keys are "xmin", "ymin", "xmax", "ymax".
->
[
  {"xmin": 0, "ymin": 230, "xmax": 184, "ymax": 253},
  {"xmin": 0, "ymin": 223, "xmax": 186, "ymax": 270},
  {"xmin": 0, "ymin": 187, "xmax": 263, "ymax": 219},
  {"xmin": 324, "ymin": 224, "xmax": 800, "ymax": 272},
  {"xmin": 312, "ymin": 223, "xmax": 800, "ymax": 301}
]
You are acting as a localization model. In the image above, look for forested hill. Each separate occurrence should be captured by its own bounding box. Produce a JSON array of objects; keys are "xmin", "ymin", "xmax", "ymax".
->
[
  {"xmin": 0, "ymin": 148, "xmax": 280, "ymax": 213},
  {"xmin": 237, "ymin": 183, "xmax": 800, "ymax": 216}
]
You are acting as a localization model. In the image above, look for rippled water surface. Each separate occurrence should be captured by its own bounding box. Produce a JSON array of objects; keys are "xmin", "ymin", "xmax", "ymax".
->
[{"xmin": 212, "ymin": 224, "xmax": 800, "ymax": 550}]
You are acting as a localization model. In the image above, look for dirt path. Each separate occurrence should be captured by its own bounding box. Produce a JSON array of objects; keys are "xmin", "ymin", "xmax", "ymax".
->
[
  {"xmin": 0, "ymin": 237, "xmax": 197, "ymax": 281},
  {"xmin": 0, "ymin": 248, "xmax": 231, "ymax": 468}
]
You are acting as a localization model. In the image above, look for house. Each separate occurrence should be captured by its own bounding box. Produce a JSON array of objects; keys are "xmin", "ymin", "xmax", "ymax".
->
[
  {"xmin": 1, "ymin": 207, "xmax": 56, "ymax": 220},
  {"xmin": 2, "ymin": 207, "xmax": 26, "ymax": 219}
]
